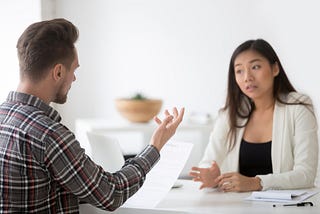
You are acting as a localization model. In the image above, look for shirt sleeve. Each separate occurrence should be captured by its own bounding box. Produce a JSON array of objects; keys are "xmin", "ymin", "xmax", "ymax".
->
[{"xmin": 44, "ymin": 125, "xmax": 160, "ymax": 211}]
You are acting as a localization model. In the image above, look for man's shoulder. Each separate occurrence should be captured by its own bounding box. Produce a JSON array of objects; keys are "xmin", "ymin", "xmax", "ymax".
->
[{"xmin": 1, "ymin": 102, "xmax": 69, "ymax": 141}]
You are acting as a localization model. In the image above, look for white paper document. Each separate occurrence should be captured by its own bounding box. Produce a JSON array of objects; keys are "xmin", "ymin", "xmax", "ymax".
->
[
  {"xmin": 245, "ymin": 189, "xmax": 320, "ymax": 203},
  {"xmin": 122, "ymin": 140, "xmax": 193, "ymax": 209}
]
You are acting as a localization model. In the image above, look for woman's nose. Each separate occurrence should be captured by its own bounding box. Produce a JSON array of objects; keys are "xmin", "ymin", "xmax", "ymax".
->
[{"xmin": 244, "ymin": 70, "xmax": 253, "ymax": 82}]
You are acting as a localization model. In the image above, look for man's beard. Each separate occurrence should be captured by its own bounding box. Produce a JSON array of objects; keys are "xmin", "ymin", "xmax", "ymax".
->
[{"xmin": 53, "ymin": 88, "xmax": 68, "ymax": 104}]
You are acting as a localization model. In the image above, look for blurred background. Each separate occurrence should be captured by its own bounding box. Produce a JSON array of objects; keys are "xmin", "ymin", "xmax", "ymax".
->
[{"xmin": 1, "ymin": 0, "xmax": 319, "ymax": 179}]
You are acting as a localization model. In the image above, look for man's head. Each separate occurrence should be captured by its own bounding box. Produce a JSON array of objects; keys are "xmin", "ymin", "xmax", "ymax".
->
[{"xmin": 16, "ymin": 18, "xmax": 79, "ymax": 104}]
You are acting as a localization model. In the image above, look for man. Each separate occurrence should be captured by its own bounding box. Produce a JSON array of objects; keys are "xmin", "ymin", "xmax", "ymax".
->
[{"xmin": 0, "ymin": 18, "xmax": 184, "ymax": 213}]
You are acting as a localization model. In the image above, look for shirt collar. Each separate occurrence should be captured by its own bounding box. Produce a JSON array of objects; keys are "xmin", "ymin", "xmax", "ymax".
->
[{"xmin": 6, "ymin": 91, "xmax": 61, "ymax": 122}]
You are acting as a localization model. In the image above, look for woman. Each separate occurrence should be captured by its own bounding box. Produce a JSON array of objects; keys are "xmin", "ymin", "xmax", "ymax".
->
[{"xmin": 190, "ymin": 39, "xmax": 318, "ymax": 192}]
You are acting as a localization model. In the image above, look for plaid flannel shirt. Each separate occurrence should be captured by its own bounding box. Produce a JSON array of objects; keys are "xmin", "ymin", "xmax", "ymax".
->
[{"xmin": 0, "ymin": 91, "xmax": 160, "ymax": 213}]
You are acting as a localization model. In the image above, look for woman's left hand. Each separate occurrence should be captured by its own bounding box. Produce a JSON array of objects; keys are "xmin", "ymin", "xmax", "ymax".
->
[{"xmin": 215, "ymin": 172, "xmax": 262, "ymax": 192}]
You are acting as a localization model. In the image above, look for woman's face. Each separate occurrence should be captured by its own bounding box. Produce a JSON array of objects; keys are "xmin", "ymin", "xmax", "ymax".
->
[{"xmin": 234, "ymin": 50, "xmax": 279, "ymax": 101}]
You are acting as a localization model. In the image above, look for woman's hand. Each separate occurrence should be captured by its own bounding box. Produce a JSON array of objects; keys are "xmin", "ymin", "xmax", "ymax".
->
[
  {"xmin": 189, "ymin": 161, "xmax": 221, "ymax": 189},
  {"xmin": 216, "ymin": 172, "xmax": 262, "ymax": 192},
  {"xmin": 150, "ymin": 107, "xmax": 184, "ymax": 151}
]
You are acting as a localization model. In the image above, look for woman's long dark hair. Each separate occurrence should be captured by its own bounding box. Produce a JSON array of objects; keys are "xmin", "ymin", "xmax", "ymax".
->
[{"xmin": 223, "ymin": 39, "xmax": 298, "ymax": 151}]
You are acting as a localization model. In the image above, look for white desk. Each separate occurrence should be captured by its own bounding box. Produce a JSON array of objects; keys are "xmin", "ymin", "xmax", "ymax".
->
[
  {"xmin": 75, "ymin": 119, "xmax": 213, "ymax": 178},
  {"xmin": 80, "ymin": 179, "xmax": 320, "ymax": 214}
]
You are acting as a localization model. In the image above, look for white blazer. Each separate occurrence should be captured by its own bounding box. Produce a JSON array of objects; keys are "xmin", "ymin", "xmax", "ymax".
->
[{"xmin": 199, "ymin": 92, "xmax": 318, "ymax": 190}]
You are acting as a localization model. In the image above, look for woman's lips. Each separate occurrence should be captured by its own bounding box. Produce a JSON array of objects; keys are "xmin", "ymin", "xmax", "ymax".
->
[{"xmin": 246, "ymin": 85, "xmax": 257, "ymax": 91}]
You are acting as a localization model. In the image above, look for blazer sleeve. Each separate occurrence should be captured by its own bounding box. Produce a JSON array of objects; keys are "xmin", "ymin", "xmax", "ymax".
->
[
  {"xmin": 258, "ymin": 94, "xmax": 319, "ymax": 190},
  {"xmin": 198, "ymin": 111, "xmax": 230, "ymax": 169}
]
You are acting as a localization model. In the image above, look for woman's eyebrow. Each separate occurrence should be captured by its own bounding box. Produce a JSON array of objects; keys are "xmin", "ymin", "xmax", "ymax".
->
[
  {"xmin": 235, "ymin": 58, "xmax": 262, "ymax": 67},
  {"xmin": 249, "ymin": 58, "xmax": 262, "ymax": 64}
]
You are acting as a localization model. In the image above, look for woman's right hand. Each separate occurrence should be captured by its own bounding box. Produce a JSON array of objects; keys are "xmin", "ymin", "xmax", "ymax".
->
[{"xmin": 189, "ymin": 161, "xmax": 221, "ymax": 189}]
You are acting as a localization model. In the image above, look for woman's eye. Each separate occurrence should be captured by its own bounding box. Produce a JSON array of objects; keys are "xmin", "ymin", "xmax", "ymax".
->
[
  {"xmin": 235, "ymin": 69, "xmax": 243, "ymax": 74},
  {"xmin": 252, "ymin": 65, "xmax": 261, "ymax": 70}
]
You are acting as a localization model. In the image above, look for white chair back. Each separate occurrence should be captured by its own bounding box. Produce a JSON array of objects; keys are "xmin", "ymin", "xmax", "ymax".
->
[{"xmin": 87, "ymin": 131, "xmax": 125, "ymax": 173}]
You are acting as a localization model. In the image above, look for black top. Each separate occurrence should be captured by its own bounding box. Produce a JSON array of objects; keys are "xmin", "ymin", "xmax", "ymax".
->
[{"xmin": 239, "ymin": 139, "xmax": 273, "ymax": 177}]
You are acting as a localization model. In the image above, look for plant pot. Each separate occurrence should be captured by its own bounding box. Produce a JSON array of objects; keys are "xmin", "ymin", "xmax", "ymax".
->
[{"xmin": 115, "ymin": 99, "xmax": 162, "ymax": 123}]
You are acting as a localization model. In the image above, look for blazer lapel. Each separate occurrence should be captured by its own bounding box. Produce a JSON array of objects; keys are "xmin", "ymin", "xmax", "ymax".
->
[{"xmin": 272, "ymin": 101, "xmax": 285, "ymax": 173}]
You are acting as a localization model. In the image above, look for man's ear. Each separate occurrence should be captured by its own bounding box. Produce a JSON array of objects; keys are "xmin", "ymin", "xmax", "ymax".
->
[{"xmin": 52, "ymin": 64, "xmax": 64, "ymax": 81}]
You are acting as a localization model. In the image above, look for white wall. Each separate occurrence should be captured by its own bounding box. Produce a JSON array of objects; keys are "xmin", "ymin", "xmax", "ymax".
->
[
  {"xmin": 0, "ymin": 0, "xmax": 41, "ymax": 102},
  {"xmin": 51, "ymin": 0, "xmax": 320, "ymax": 132}
]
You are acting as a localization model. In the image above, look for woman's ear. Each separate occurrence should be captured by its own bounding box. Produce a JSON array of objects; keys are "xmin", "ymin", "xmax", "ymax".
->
[{"xmin": 273, "ymin": 62, "xmax": 280, "ymax": 77}]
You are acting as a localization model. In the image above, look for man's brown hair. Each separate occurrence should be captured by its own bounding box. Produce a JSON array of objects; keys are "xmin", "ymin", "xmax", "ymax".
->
[{"xmin": 16, "ymin": 18, "xmax": 79, "ymax": 82}]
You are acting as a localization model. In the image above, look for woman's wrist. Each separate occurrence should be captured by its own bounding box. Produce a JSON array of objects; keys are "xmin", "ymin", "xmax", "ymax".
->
[{"xmin": 253, "ymin": 176, "xmax": 263, "ymax": 191}]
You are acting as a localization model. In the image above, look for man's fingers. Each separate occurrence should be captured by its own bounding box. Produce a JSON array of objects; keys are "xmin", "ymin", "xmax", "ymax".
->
[
  {"xmin": 154, "ymin": 116, "xmax": 162, "ymax": 125},
  {"xmin": 177, "ymin": 107, "xmax": 185, "ymax": 122},
  {"xmin": 161, "ymin": 115, "xmax": 173, "ymax": 126}
]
